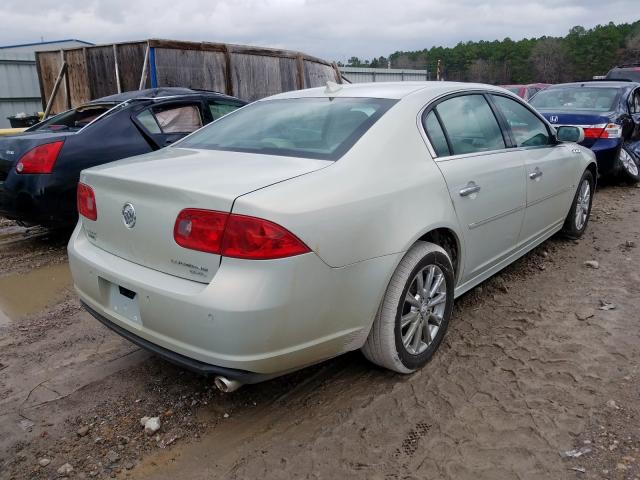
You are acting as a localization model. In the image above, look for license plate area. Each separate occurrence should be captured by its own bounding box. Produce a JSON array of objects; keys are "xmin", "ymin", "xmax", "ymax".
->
[{"xmin": 100, "ymin": 277, "xmax": 141, "ymax": 325}]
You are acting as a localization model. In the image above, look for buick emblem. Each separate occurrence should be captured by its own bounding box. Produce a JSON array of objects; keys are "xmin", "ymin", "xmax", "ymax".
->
[
  {"xmin": 122, "ymin": 203, "xmax": 136, "ymax": 229},
  {"xmin": 549, "ymin": 115, "xmax": 559, "ymax": 123}
]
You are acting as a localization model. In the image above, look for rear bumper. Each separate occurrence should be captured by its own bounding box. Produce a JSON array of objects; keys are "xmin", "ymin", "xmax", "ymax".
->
[
  {"xmin": 68, "ymin": 223, "xmax": 399, "ymax": 376},
  {"xmin": 81, "ymin": 301, "xmax": 278, "ymax": 383},
  {"xmin": 0, "ymin": 174, "xmax": 77, "ymax": 226},
  {"xmin": 588, "ymin": 138, "xmax": 621, "ymax": 175}
]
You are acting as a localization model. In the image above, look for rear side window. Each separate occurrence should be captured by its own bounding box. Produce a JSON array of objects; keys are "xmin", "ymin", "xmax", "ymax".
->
[
  {"xmin": 423, "ymin": 111, "xmax": 450, "ymax": 156},
  {"xmin": 491, "ymin": 95, "xmax": 551, "ymax": 147},
  {"xmin": 434, "ymin": 95, "xmax": 505, "ymax": 155},
  {"xmin": 177, "ymin": 97, "xmax": 397, "ymax": 161}
]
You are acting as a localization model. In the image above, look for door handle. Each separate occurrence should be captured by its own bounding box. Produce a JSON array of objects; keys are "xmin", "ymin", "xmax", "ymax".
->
[
  {"xmin": 459, "ymin": 182, "xmax": 481, "ymax": 197},
  {"xmin": 529, "ymin": 168, "xmax": 543, "ymax": 180}
]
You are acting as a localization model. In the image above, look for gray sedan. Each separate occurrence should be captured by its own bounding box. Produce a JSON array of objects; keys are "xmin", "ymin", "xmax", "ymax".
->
[{"xmin": 68, "ymin": 81, "xmax": 596, "ymax": 391}]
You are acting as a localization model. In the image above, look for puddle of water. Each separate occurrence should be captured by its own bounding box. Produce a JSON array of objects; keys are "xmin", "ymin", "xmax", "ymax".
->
[{"xmin": 0, "ymin": 262, "xmax": 72, "ymax": 323}]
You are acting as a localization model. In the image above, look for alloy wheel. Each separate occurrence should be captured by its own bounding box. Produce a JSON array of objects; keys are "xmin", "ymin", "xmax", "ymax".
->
[
  {"xmin": 620, "ymin": 148, "xmax": 639, "ymax": 177},
  {"xmin": 574, "ymin": 179, "xmax": 591, "ymax": 231},
  {"xmin": 401, "ymin": 265, "xmax": 447, "ymax": 355}
]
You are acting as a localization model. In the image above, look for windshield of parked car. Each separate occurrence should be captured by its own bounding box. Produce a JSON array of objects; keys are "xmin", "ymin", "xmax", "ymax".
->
[
  {"xmin": 176, "ymin": 97, "xmax": 397, "ymax": 160},
  {"xmin": 30, "ymin": 104, "xmax": 116, "ymax": 132},
  {"xmin": 530, "ymin": 87, "xmax": 619, "ymax": 112}
]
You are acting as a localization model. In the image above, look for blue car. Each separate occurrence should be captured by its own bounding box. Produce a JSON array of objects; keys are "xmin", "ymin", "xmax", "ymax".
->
[{"xmin": 530, "ymin": 81, "xmax": 640, "ymax": 182}]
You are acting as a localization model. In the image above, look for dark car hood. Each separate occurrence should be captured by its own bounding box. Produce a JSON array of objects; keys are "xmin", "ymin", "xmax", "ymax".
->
[{"xmin": 0, "ymin": 132, "xmax": 74, "ymax": 181}]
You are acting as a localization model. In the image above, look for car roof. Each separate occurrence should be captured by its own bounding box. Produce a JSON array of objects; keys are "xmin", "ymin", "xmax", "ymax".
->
[
  {"xmin": 264, "ymin": 81, "xmax": 508, "ymax": 101},
  {"xmin": 87, "ymin": 87, "xmax": 238, "ymax": 104},
  {"xmin": 547, "ymin": 81, "xmax": 635, "ymax": 89}
]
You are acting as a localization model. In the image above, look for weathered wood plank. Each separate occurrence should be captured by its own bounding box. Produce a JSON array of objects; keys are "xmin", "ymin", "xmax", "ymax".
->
[
  {"xmin": 154, "ymin": 48, "xmax": 227, "ymax": 93},
  {"xmin": 85, "ymin": 46, "xmax": 118, "ymax": 98},
  {"xmin": 65, "ymin": 48, "xmax": 91, "ymax": 106},
  {"xmin": 36, "ymin": 51, "xmax": 66, "ymax": 113},
  {"xmin": 116, "ymin": 42, "xmax": 149, "ymax": 91},
  {"xmin": 304, "ymin": 60, "xmax": 338, "ymax": 88}
]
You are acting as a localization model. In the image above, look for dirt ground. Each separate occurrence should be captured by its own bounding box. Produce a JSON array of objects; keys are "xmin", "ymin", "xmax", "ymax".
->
[{"xmin": 1, "ymin": 183, "xmax": 640, "ymax": 480}]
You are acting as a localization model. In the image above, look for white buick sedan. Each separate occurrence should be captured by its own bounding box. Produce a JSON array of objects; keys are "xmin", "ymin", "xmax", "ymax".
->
[{"xmin": 68, "ymin": 82, "xmax": 596, "ymax": 391}]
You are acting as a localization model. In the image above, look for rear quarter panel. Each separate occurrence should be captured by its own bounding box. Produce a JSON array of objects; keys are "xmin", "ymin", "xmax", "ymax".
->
[{"xmin": 231, "ymin": 98, "xmax": 463, "ymax": 269}]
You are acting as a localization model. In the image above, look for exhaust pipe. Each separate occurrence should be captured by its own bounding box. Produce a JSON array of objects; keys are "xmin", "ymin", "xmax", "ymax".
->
[{"xmin": 214, "ymin": 376, "xmax": 243, "ymax": 393}]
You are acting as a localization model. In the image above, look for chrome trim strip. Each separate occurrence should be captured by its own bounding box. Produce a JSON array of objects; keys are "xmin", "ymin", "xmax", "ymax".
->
[
  {"xmin": 468, "ymin": 204, "xmax": 525, "ymax": 230},
  {"xmin": 526, "ymin": 185, "xmax": 573, "ymax": 207}
]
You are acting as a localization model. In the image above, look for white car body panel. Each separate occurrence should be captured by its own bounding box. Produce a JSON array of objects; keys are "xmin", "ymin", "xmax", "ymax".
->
[
  {"xmin": 81, "ymin": 148, "xmax": 330, "ymax": 283},
  {"xmin": 68, "ymin": 81, "xmax": 597, "ymax": 379}
]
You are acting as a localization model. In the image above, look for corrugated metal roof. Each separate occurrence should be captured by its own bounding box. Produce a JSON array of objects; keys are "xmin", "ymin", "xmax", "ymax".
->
[
  {"xmin": 0, "ymin": 39, "xmax": 93, "ymax": 52},
  {"xmin": 0, "ymin": 52, "xmax": 41, "ymax": 127},
  {"xmin": 341, "ymin": 67, "xmax": 430, "ymax": 83}
]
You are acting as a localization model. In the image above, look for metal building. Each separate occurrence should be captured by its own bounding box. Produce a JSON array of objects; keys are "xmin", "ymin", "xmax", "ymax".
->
[
  {"xmin": 0, "ymin": 40, "xmax": 93, "ymax": 128},
  {"xmin": 341, "ymin": 67, "xmax": 430, "ymax": 83}
]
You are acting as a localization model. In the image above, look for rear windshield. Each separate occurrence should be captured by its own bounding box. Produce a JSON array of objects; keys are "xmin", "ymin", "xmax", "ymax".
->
[
  {"xmin": 177, "ymin": 97, "xmax": 397, "ymax": 160},
  {"xmin": 504, "ymin": 87, "xmax": 521, "ymax": 95},
  {"xmin": 30, "ymin": 104, "xmax": 115, "ymax": 132},
  {"xmin": 530, "ymin": 87, "xmax": 619, "ymax": 112}
]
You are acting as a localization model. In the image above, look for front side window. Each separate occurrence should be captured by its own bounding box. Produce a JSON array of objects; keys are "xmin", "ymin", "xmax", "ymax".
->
[
  {"xmin": 209, "ymin": 101, "xmax": 242, "ymax": 120},
  {"xmin": 530, "ymin": 87, "xmax": 619, "ymax": 112},
  {"xmin": 434, "ymin": 95, "xmax": 505, "ymax": 155},
  {"xmin": 177, "ymin": 97, "xmax": 397, "ymax": 161},
  {"xmin": 137, "ymin": 104, "xmax": 203, "ymax": 135},
  {"xmin": 491, "ymin": 95, "xmax": 551, "ymax": 147},
  {"xmin": 154, "ymin": 105, "xmax": 203, "ymax": 133}
]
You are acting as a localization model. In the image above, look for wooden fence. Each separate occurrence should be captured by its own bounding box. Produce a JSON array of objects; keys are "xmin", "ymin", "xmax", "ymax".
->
[{"xmin": 35, "ymin": 39, "xmax": 343, "ymax": 114}]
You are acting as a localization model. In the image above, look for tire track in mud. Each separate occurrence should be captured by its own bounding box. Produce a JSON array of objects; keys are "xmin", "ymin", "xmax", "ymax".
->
[
  {"xmin": 126, "ymin": 185, "xmax": 640, "ymax": 480},
  {"xmin": 2, "ymin": 185, "xmax": 640, "ymax": 480}
]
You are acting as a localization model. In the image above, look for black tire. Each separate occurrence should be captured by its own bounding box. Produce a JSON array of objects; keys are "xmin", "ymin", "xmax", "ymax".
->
[
  {"xmin": 362, "ymin": 241, "xmax": 454, "ymax": 373},
  {"xmin": 562, "ymin": 169, "xmax": 594, "ymax": 239},
  {"xmin": 617, "ymin": 145, "xmax": 640, "ymax": 183}
]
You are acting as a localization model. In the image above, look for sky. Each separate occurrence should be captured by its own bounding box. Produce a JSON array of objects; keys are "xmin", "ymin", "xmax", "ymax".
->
[{"xmin": 0, "ymin": 0, "xmax": 637, "ymax": 62}]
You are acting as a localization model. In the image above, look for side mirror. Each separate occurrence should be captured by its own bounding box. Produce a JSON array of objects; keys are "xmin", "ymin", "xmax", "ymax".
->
[{"xmin": 556, "ymin": 126, "xmax": 585, "ymax": 143}]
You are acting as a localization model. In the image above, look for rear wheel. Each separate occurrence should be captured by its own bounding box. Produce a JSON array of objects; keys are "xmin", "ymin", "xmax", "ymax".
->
[
  {"xmin": 562, "ymin": 169, "xmax": 594, "ymax": 239},
  {"xmin": 362, "ymin": 242, "xmax": 454, "ymax": 373},
  {"xmin": 618, "ymin": 146, "xmax": 640, "ymax": 183}
]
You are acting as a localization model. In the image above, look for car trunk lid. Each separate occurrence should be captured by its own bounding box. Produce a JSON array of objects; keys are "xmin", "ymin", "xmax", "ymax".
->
[
  {"xmin": 80, "ymin": 147, "xmax": 330, "ymax": 283},
  {"xmin": 538, "ymin": 110, "xmax": 614, "ymax": 148}
]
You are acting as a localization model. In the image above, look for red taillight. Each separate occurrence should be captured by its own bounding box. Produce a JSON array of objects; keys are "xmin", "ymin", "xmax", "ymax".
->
[
  {"xmin": 77, "ymin": 183, "xmax": 97, "ymax": 221},
  {"xmin": 173, "ymin": 209, "xmax": 310, "ymax": 260},
  {"xmin": 582, "ymin": 123, "xmax": 622, "ymax": 139},
  {"xmin": 174, "ymin": 209, "xmax": 228, "ymax": 254},
  {"xmin": 582, "ymin": 127, "xmax": 605, "ymax": 139},
  {"xmin": 15, "ymin": 141, "xmax": 64, "ymax": 174},
  {"xmin": 221, "ymin": 214, "xmax": 311, "ymax": 259}
]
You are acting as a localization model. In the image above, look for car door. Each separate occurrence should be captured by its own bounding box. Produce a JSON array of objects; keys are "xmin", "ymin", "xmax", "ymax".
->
[
  {"xmin": 627, "ymin": 87, "xmax": 640, "ymax": 141},
  {"xmin": 423, "ymin": 93, "xmax": 526, "ymax": 282},
  {"xmin": 489, "ymin": 94, "xmax": 579, "ymax": 246},
  {"xmin": 133, "ymin": 101, "xmax": 204, "ymax": 148}
]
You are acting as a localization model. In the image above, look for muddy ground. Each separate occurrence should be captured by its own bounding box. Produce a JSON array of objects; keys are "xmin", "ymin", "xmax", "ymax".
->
[{"xmin": 1, "ymin": 183, "xmax": 640, "ymax": 480}]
